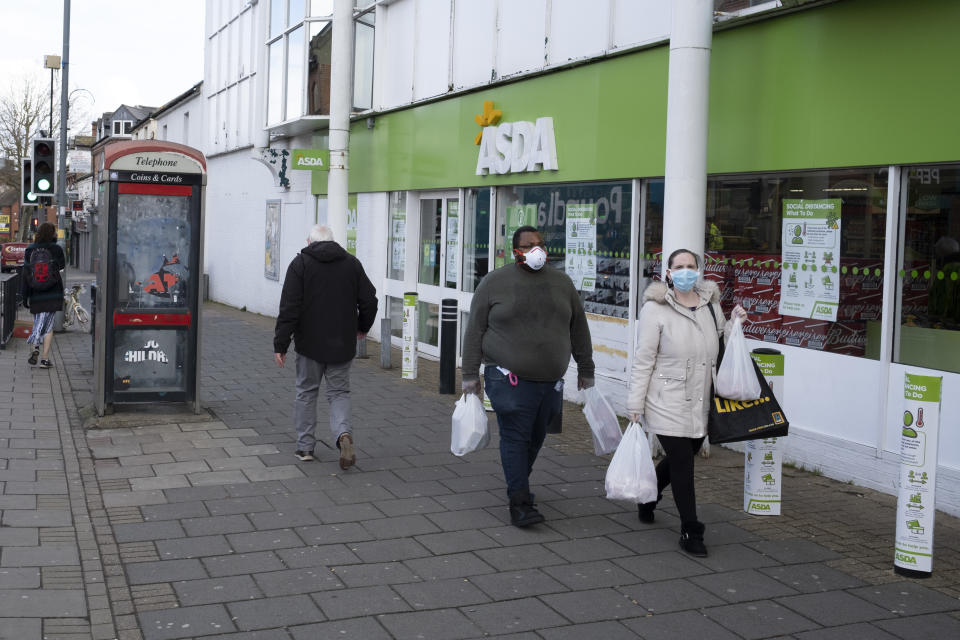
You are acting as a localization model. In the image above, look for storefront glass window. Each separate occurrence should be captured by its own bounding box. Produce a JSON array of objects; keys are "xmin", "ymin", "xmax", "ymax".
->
[
  {"xmin": 418, "ymin": 198, "xmax": 441, "ymax": 286},
  {"xmin": 643, "ymin": 168, "xmax": 887, "ymax": 358},
  {"xmin": 462, "ymin": 187, "xmax": 490, "ymax": 293},
  {"xmin": 897, "ymin": 165, "xmax": 960, "ymax": 374},
  {"xmin": 418, "ymin": 300, "xmax": 439, "ymax": 346},
  {"xmin": 496, "ymin": 181, "xmax": 632, "ymax": 319},
  {"xmin": 387, "ymin": 295, "xmax": 403, "ymax": 338},
  {"xmin": 387, "ymin": 192, "xmax": 405, "ymax": 280},
  {"xmin": 445, "ymin": 198, "xmax": 459, "ymax": 289}
]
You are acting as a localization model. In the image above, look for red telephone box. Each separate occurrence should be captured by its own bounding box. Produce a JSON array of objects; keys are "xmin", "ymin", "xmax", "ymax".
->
[{"xmin": 94, "ymin": 141, "xmax": 206, "ymax": 415}]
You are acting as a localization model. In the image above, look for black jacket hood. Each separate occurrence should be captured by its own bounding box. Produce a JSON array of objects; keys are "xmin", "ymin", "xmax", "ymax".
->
[{"xmin": 302, "ymin": 240, "xmax": 348, "ymax": 262}]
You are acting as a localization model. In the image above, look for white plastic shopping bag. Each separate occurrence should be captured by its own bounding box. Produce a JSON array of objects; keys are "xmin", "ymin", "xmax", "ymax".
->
[
  {"xmin": 714, "ymin": 317, "xmax": 762, "ymax": 401},
  {"xmin": 604, "ymin": 422, "xmax": 658, "ymax": 503},
  {"xmin": 450, "ymin": 393, "xmax": 490, "ymax": 456},
  {"xmin": 583, "ymin": 387, "xmax": 622, "ymax": 456}
]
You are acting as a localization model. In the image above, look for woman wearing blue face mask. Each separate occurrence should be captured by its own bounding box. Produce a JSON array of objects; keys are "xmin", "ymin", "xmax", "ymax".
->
[{"xmin": 626, "ymin": 248, "xmax": 746, "ymax": 556}]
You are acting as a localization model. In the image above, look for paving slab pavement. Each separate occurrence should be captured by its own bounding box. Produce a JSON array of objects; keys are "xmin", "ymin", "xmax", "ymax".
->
[{"xmin": 1, "ymin": 268, "xmax": 959, "ymax": 639}]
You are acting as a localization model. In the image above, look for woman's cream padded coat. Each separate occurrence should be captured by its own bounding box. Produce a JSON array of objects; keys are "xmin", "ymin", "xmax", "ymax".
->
[{"xmin": 627, "ymin": 279, "xmax": 727, "ymax": 438}]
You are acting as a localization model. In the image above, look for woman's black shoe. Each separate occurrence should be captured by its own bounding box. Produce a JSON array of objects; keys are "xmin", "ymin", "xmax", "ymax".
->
[
  {"xmin": 638, "ymin": 502, "xmax": 656, "ymax": 524},
  {"xmin": 679, "ymin": 521, "xmax": 707, "ymax": 557}
]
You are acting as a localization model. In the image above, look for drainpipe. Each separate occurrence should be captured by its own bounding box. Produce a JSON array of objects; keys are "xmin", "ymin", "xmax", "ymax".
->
[
  {"xmin": 328, "ymin": 0, "xmax": 355, "ymax": 245},
  {"xmin": 661, "ymin": 0, "xmax": 713, "ymax": 271}
]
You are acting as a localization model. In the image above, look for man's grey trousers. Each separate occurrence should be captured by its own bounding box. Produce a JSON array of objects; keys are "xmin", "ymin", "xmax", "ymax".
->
[{"xmin": 294, "ymin": 354, "xmax": 352, "ymax": 452}]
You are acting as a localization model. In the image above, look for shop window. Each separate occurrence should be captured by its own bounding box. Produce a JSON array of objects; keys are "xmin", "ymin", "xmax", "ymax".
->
[
  {"xmin": 387, "ymin": 192, "xmax": 406, "ymax": 280},
  {"xmin": 496, "ymin": 181, "xmax": 632, "ymax": 319},
  {"xmin": 644, "ymin": 168, "xmax": 888, "ymax": 358},
  {"xmin": 418, "ymin": 300, "xmax": 439, "ymax": 347},
  {"xmin": 897, "ymin": 165, "xmax": 960, "ymax": 374},
  {"xmin": 386, "ymin": 295, "xmax": 403, "ymax": 338},
  {"xmin": 418, "ymin": 199, "xmax": 442, "ymax": 286},
  {"xmin": 462, "ymin": 187, "xmax": 490, "ymax": 293}
]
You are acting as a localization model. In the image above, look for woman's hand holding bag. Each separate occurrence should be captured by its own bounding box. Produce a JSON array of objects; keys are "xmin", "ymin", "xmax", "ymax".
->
[
  {"xmin": 605, "ymin": 421, "xmax": 658, "ymax": 503},
  {"xmin": 714, "ymin": 316, "xmax": 761, "ymax": 401},
  {"xmin": 450, "ymin": 393, "xmax": 490, "ymax": 456}
]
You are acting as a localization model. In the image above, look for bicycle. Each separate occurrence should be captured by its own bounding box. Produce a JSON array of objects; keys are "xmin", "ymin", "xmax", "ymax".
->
[{"xmin": 63, "ymin": 283, "xmax": 90, "ymax": 332}]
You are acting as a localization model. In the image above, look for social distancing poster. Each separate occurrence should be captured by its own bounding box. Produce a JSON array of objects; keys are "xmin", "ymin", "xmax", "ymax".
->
[{"xmin": 779, "ymin": 199, "xmax": 841, "ymax": 321}]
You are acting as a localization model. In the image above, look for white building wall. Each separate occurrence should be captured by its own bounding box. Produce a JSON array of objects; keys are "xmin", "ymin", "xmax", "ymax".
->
[
  {"xmin": 147, "ymin": 93, "xmax": 203, "ymax": 150},
  {"xmin": 377, "ymin": 0, "xmax": 671, "ymax": 110}
]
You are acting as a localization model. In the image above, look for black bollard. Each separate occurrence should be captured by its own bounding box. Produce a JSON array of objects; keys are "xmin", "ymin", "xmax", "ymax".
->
[
  {"xmin": 380, "ymin": 317, "xmax": 392, "ymax": 369},
  {"xmin": 439, "ymin": 298, "xmax": 457, "ymax": 394}
]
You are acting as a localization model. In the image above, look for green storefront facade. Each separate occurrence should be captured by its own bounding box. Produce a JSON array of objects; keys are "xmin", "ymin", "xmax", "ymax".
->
[{"xmin": 309, "ymin": 0, "xmax": 960, "ymax": 507}]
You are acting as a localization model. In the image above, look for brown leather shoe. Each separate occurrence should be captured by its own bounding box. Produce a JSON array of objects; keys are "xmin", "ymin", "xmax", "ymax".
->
[{"xmin": 338, "ymin": 433, "xmax": 356, "ymax": 470}]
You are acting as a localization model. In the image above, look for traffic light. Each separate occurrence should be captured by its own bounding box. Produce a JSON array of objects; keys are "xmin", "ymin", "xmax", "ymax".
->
[
  {"xmin": 31, "ymin": 138, "xmax": 56, "ymax": 200},
  {"xmin": 21, "ymin": 158, "xmax": 38, "ymax": 207}
]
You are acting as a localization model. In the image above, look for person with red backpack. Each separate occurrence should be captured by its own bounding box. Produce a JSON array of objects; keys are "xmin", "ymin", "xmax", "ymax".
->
[{"xmin": 20, "ymin": 222, "xmax": 66, "ymax": 368}]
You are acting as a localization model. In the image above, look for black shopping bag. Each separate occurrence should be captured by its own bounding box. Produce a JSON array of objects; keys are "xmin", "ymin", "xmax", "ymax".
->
[{"xmin": 708, "ymin": 359, "xmax": 789, "ymax": 444}]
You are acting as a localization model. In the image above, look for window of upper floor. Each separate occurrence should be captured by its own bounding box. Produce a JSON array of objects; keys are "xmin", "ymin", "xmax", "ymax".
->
[
  {"xmin": 112, "ymin": 120, "xmax": 133, "ymax": 136},
  {"xmin": 266, "ymin": 0, "xmax": 375, "ymax": 127}
]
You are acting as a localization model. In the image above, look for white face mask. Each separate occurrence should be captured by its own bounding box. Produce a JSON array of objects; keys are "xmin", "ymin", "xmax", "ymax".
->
[{"xmin": 521, "ymin": 246, "xmax": 547, "ymax": 271}]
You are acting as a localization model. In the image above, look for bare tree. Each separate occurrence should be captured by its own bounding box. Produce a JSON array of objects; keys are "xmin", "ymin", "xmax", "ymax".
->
[{"xmin": 0, "ymin": 74, "xmax": 90, "ymax": 240}]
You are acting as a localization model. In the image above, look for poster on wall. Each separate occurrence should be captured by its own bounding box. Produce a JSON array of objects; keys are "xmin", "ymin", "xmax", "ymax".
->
[
  {"xmin": 391, "ymin": 210, "xmax": 406, "ymax": 272},
  {"xmin": 894, "ymin": 372, "xmax": 942, "ymax": 576},
  {"xmin": 346, "ymin": 194, "xmax": 358, "ymax": 256},
  {"xmin": 264, "ymin": 201, "xmax": 281, "ymax": 281},
  {"xmin": 446, "ymin": 201, "xmax": 459, "ymax": 285},
  {"xmin": 565, "ymin": 203, "xmax": 597, "ymax": 291},
  {"xmin": 778, "ymin": 199, "xmax": 841, "ymax": 321}
]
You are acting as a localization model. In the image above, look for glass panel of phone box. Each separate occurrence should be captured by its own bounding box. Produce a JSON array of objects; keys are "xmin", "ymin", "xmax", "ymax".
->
[{"xmin": 644, "ymin": 168, "xmax": 887, "ymax": 359}]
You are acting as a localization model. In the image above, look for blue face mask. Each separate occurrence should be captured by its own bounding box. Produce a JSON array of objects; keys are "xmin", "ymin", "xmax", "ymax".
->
[{"xmin": 670, "ymin": 268, "xmax": 699, "ymax": 292}]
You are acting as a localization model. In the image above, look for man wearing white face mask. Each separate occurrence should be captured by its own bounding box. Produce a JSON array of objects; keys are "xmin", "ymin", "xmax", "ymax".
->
[{"xmin": 462, "ymin": 226, "xmax": 595, "ymax": 527}]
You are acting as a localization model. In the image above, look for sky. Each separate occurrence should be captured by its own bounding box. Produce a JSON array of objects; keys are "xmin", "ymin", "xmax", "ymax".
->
[{"xmin": 0, "ymin": 0, "xmax": 205, "ymax": 135}]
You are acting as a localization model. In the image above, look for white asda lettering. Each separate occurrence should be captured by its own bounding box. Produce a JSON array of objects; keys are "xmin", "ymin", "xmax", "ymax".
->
[
  {"xmin": 476, "ymin": 117, "xmax": 558, "ymax": 176},
  {"xmin": 296, "ymin": 156, "xmax": 325, "ymax": 167}
]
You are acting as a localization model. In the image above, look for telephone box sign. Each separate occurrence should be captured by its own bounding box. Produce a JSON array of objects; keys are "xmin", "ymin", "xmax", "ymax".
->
[
  {"xmin": 108, "ymin": 151, "xmax": 204, "ymax": 173},
  {"xmin": 894, "ymin": 372, "xmax": 942, "ymax": 577}
]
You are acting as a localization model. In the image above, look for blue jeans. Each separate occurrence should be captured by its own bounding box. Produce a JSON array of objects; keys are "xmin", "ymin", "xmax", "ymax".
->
[{"xmin": 484, "ymin": 367, "xmax": 562, "ymax": 496}]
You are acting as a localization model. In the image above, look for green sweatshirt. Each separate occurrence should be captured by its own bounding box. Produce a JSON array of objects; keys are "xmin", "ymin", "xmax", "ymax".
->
[{"xmin": 461, "ymin": 263, "xmax": 595, "ymax": 383}]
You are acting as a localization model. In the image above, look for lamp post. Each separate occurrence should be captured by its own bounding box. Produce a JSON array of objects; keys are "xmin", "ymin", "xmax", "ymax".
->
[{"xmin": 43, "ymin": 55, "xmax": 61, "ymax": 135}]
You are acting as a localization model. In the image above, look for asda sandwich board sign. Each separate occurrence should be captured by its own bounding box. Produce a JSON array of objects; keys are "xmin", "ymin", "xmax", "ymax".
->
[
  {"xmin": 291, "ymin": 149, "xmax": 330, "ymax": 171},
  {"xmin": 744, "ymin": 351, "xmax": 785, "ymax": 516},
  {"xmin": 894, "ymin": 372, "xmax": 942, "ymax": 577}
]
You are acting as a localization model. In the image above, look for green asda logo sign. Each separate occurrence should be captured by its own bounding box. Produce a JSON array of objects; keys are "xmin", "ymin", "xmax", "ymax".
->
[{"xmin": 291, "ymin": 149, "xmax": 330, "ymax": 171}]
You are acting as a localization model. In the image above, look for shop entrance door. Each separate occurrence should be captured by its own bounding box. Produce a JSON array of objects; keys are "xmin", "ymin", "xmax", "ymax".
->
[{"xmin": 413, "ymin": 192, "xmax": 461, "ymax": 358}]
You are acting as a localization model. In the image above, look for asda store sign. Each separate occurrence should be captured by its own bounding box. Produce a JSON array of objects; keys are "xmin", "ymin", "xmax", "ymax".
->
[
  {"xmin": 474, "ymin": 106, "xmax": 559, "ymax": 177},
  {"xmin": 291, "ymin": 149, "xmax": 330, "ymax": 171}
]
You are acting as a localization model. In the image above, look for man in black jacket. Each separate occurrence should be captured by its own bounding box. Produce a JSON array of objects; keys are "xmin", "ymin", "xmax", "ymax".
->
[{"xmin": 274, "ymin": 225, "xmax": 378, "ymax": 468}]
